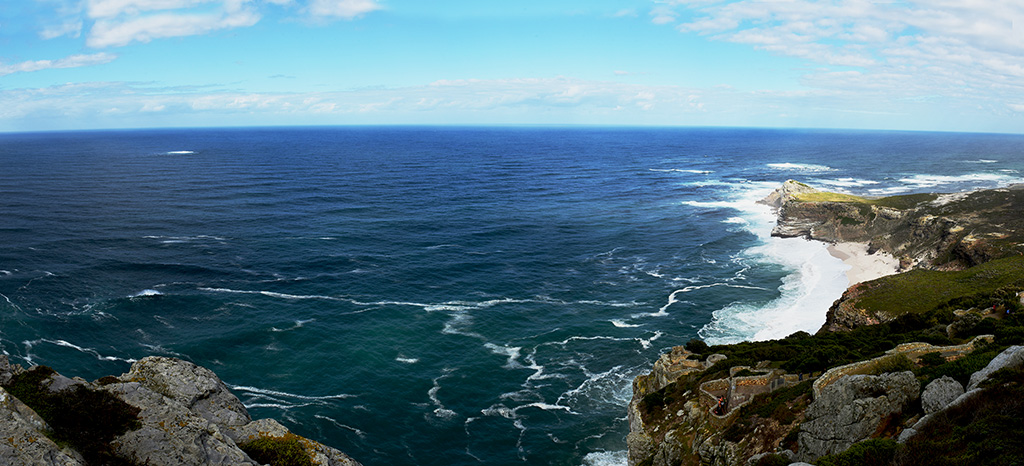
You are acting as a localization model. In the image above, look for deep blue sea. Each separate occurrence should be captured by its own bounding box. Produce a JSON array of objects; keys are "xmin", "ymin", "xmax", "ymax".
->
[{"xmin": 1, "ymin": 127, "xmax": 1022, "ymax": 465}]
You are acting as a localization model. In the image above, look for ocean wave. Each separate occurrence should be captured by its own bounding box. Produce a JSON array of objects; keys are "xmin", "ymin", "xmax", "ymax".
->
[
  {"xmin": 699, "ymin": 235, "xmax": 850, "ymax": 344},
  {"xmin": 396, "ymin": 356, "xmax": 420, "ymax": 364},
  {"xmin": 314, "ymin": 414, "xmax": 368, "ymax": 439},
  {"xmin": 583, "ymin": 450, "xmax": 628, "ymax": 466},
  {"xmin": 813, "ymin": 177, "xmax": 880, "ymax": 188},
  {"xmin": 649, "ymin": 168, "xmax": 713, "ymax": 174},
  {"xmin": 767, "ymin": 162, "xmax": 834, "ymax": 172},
  {"xmin": 22, "ymin": 338, "xmax": 136, "ymax": 366},
  {"xmin": 165, "ymin": 150, "xmax": 195, "ymax": 155},
  {"xmin": 129, "ymin": 289, "xmax": 163, "ymax": 298},
  {"xmin": 609, "ymin": 319, "xmax": 641, "ymax": 328},
  {"xmin": 898, "ymin": 172, "xmax": 1017, "ymax": 188},
  {"xmin": 229, "ymin": 384, "xmax": 354, "ymax": 402},
  {"xmin": 966, "ymin": 159, "xmax": 998, "ymax": 163}
]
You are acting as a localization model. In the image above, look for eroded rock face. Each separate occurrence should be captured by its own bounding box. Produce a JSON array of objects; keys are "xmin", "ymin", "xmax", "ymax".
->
[
  {"xmin": 922, "ymin": 376, "xmax": 965, "ymax": 415},
  {"xmin": 798, "ymin": 371, "xmax": 920, "ymax": 462}
]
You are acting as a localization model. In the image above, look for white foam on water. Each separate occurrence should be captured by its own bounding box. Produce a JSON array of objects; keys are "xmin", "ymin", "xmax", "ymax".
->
[
  {"xmin": 165, "ymin": 150, "xmax": 195, "ymax": 155},
  {"xmin": 767, "ymin": 162, "xmax": 834, "ymax": 172},
  {"xmin": 396, "ymin": 356, "xmax": 420, "ymax": 364},
  {"xmin": 723, "ymin": 216, "xmax": 747, "ymax": 224},
  {"xmin": 638, "ymin": 331, "xmax": 663, "ymax": 349},
  {"xmin": 898, "ymin": 172, "xmax": 1017, "ymax": 188},
  {"xmin": 582, "ymin": 450, "xmax": 628, "ymax": 466},
  {"xmin": 23, "ymin": 338, "xmax": 137, "ymax": 365},
  {"xmin": 130, "ymin": 289, "xmax": 162, "ymax": 298},
  {"xmin": 485, "ymin": 343, "xmax": 524, "ymax": 369},
  {"xmin": 314, "ymin": 414, "xmax": 368, "ymax": 439},
  {"xmin": 229, "ymin": 384, "xmax": 354, "ymax": 402},
  {"xmin": 649, "ymin": 168, "xmax": 713, "ymax": 174},
  {"xmin": 813, "ymin": 177, "xmax": 880, "ymax": 189},
  {"xmin": 428, "ymin": 369, "xmax": 459, "ymax": 420},
  {"xmin": 967, "ymin": 159, "xmax": 998, "ymax": 163},
  {"xmin": 609, "ymin": 319, "xmax": 641, "ymax": 328},
  {"xmin": 685, "ymin": 181, "xmax": 851, "ymax": 344}
]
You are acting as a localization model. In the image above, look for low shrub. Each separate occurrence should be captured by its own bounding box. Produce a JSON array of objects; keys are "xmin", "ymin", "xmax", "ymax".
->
[
  {"xmin": 817, "ymin": 438, "xmax": 900, "ymax": 466},
  {"xmin": 240, "ymin": 434, "xmax": 314, "ymax": 466}
]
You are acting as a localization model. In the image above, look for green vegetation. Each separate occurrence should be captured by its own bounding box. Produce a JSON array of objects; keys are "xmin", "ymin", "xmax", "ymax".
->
[
  {"xmin": 816, "ymin": 439, "xmax": 900, "ymax": 466},
  {"xmin": 852, "ymin": 256, "xmax": 1024, "ymax": 318},
  {"xmin": 791, "ymin": 191, "xmax": 938, "ymax": 209},
  {"xmin": 2, "ymin": 366, "xmax": 142, "ymax": 466},
  {"xmin": 240, "ymin": 434, "xmax": 314, "ymax": 466}
]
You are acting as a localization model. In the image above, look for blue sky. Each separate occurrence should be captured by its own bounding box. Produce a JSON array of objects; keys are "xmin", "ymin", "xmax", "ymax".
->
[{"xmin": 2, "ymin": 0, "xmax": 1024, "ymax": 133}]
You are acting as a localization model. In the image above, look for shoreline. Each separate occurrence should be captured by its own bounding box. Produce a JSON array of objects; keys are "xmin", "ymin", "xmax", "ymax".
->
[{"xmin": 826, "ymin": 242, "xmax": 900, "ymax": 285}]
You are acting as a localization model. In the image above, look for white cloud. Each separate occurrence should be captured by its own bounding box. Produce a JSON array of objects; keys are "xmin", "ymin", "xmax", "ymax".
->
[
  {"xmin": 0, "ymin": 53, "xmax": 118, "ymax": 76},
  {"xmin": 306, "ymin": 0, "xmax": 381, "ymax": 19},
  {"xmin": 665, "ymin": 0, "xmax": 1024, "ymax": 121},
  {"xmin": 36, "ymin": 0, "xmax": 381, "ymax": 48},
  {"xmin": 87, "ymin": 8, "xmax": 260, "ymax": 47}
]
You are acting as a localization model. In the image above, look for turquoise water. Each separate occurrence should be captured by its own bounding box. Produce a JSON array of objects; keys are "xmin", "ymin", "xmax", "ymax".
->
[{"xmin": 1, "ymin": 127, "xmax": 1022, "ymax": 465}]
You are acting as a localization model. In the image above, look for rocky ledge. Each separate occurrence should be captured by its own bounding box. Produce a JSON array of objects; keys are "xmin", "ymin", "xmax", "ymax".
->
[{"xmin": 0, "ymin": 355, "xmax": 362, "ymax": 466}]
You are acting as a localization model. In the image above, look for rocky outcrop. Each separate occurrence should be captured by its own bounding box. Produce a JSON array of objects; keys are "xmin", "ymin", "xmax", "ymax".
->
[
  {"xmin": 797, "ymin": 371, "xmax": 919, "ymax": 462},
  {"xmin": 967, "ymin": 345, "xmax": 1024, "ymax": 391},
  {"xmin": 0, "ymin": 355, "xmax": 362, "ymax": 466},
  {"xmin": 921, "ymin": 376, "xmax": 964, "ymax": 415}
]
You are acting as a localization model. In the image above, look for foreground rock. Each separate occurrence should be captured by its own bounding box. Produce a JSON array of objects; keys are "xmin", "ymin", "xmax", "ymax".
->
[
  {"xmin": 797, "ymin": 371, "xmax": 919, "ymax": 462},
  {"xmin": 0, "ymin": 355, "xmax": 362, "ymax": 466}
]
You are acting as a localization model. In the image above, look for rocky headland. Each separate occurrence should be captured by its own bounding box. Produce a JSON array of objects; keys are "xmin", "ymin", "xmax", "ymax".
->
[
  {"xmin": 628, "ymin": 181, "xmax": 1024, "ymax": 466},
  {"xmin": 0, "ymin": 355, "xmax": 362, "ymax": 466}
]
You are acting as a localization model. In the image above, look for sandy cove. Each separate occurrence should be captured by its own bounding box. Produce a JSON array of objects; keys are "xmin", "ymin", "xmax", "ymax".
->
[{"xmin": 826, "ymin": 242, "xmax": 900, "ymax": 285}]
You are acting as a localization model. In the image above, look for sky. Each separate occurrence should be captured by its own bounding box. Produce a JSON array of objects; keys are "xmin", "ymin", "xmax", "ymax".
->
[{"xmin": 2, "ymin": 0, "xmax": 1024, "ymax": 133}]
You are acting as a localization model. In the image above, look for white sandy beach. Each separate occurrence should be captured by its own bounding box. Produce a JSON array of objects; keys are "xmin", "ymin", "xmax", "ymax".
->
[{"xmin": 827, "ymin": 242, "xmax": 900, "ymax": 285}]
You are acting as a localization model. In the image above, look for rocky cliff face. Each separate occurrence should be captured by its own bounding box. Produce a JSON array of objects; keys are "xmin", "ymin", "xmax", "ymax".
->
[
  {"xmin": 769, "ymin": 181, "xmax": 1024, "ymax": 271},
  {"xmin": 0, "ymin": 355, "xmax": 362, "ymax": 466}
]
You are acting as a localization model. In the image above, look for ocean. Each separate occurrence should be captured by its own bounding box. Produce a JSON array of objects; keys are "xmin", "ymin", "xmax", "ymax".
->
[{"xmin": 1, "ymin": 127, "xmax": 1022, "ymax": 465}]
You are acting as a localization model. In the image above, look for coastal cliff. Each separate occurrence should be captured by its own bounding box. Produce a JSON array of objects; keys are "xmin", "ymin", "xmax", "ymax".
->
[
  {"xmin": 767, "ymin": 180, "xmax": 1024, "ymax": 270},
  {"xmin": 628, "ymin": 181, "xmax": 1024, "ymax": 466},
  {"xmin": 0, "ymin": 355, "xmax": 362, "ymax": 466}
]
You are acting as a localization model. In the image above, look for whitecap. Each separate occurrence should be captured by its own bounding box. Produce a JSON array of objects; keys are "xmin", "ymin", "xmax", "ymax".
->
[
  {"xmin": 583, "ymin": 450, "xmax": 628, "ymax": 466},
  {"xmin": 767, "ymin": 162, "xmax": 834, "ymax": 172},
  {"xmin": 639, "ymin": 331, "xmax": 663, "ymax": 350},
  {"xmin": 229, "ymin": 384, "xmax": 354, "ymax": 402},
  {"xmin": 25, "ymin": 338, "xmax": 136, "ymax": 364},
  {"xmin": 649, "ymin": 168, "xmax": 713, "ymax": 174},
  {"xmin": 396, "ymin": 356, "xmax": 420, "ymax": 364},
  {"xmin": 722, "ymin": 217, "xmax": 747, "ymax": 224},
  {"xmin": 129, "ymin": 289, "xmax": 162, "ymax": 298},
  {"xmin": 165, "ymin": 150, "xmax": 195, "ymax": 155},
  {"xmin": 609, "ymin": 319, "xmax": 640, "ymax": 328},
  {"xmin": 967, "ymin": 159, "xmax": 998, "ymax": 163}
]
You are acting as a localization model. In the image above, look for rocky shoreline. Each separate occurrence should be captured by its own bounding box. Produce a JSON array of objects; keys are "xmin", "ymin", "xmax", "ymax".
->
[
  {"xmin": 0, "ymin": 355, "xmax": 362, "ymax": 466},
  {"xmin": 626, "ymin": 181, "xmax": 1024, "ymax": 466}
]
